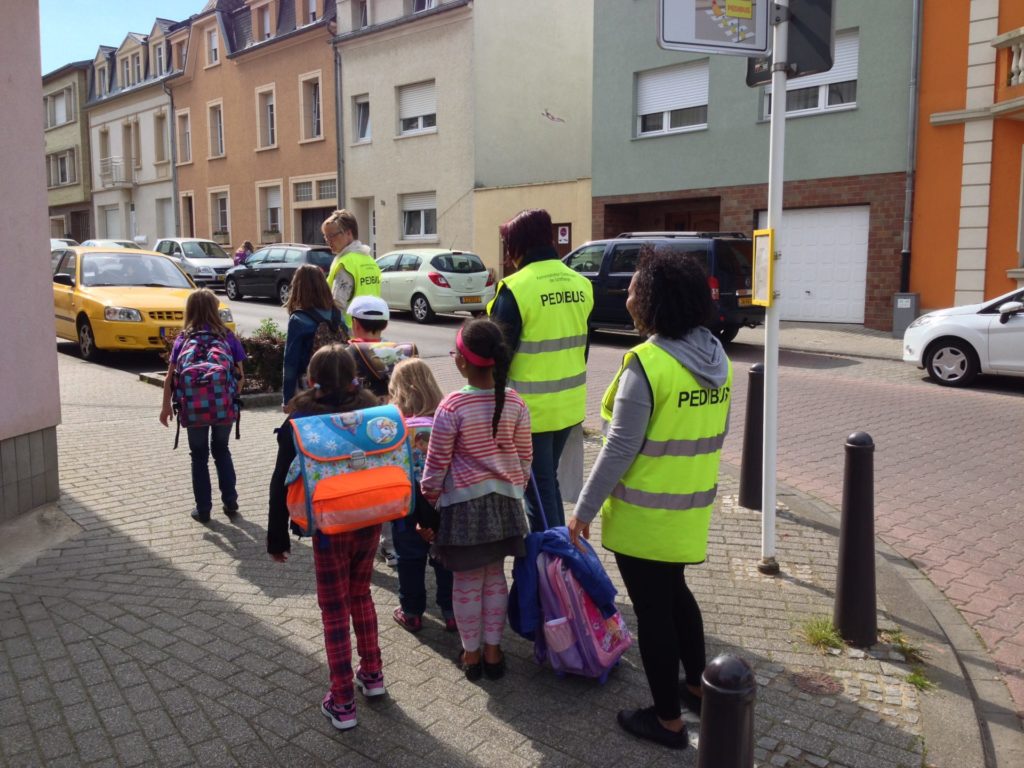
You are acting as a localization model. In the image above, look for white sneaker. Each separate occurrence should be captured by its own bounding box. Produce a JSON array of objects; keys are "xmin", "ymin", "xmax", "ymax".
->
[{"xmin": 380, "ymin": 546, "xmax": 398, "ymax": 569}]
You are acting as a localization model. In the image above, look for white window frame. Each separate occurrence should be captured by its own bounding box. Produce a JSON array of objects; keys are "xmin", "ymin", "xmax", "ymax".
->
[
  {"xmin": 207, "ymin": 100, "xmax": 225, "ymax": 158},
  {"xmin": 255, "ymin": 84, "xmax": 277, "ymax": 150},
  {"xmin": 209, "ymin": 186, "xmax": 230, "ymax": 234},
  {"xmin": 97, "ymin": 66, "xmax": 108, "ymax": 97},
  {"xmin": 154, "ymin": 44, "xmax": 165, "ymax": 77},
  {"xmin": 131, "ymin": 52, "xmax": 142, "ymax": 84},
  {"xmin": 299, "ymin": 71, "xmax": 323, "ymax": 142},
  {"xmin": 46, "ymin": 149, "xmax": 77, "ymax": 188},
  {"xmin": 120, "ymin": 57, "xmax": 131, "ymax": 89},
  {"xmin": 176, "ymin": 108, "xmax": 192, "ymax": 165},
  {"xmin": 154, "ymin": 111, "xmax": 169, "ymax": 164},
  {"xmin": 397, "ymin": 80, "xmax": 436, "ymax": 136},
  {"xmin": 413, "ymin": 0, "xmax": 436, "ymax": 12},
  {"xmin": 635, "ymin": 59, "xmax": 709, "ymax": 138},
  {"xmin": 354, "ymin": 94, "xmax": 371, "ymax": 143},
  {"xmin": 256, "ymin": 180, "xmax": 284, "ymax": 237},
  {"xmin": 763, "ymin": 29, "xmax": 859, "ymax": 119},
  {"xmin": 258, "ymin": 5, "xmax": 272, "ymax": 40},
  {"xmin": 307, "ymin": 0, "xmax": 321, "ymax": 25},
  {"xmin": 400, "ymin": 191, "xmax": 437, "ymax": 240},
  {"xmin": 291, "ymin": 172, "xmax": 337, "ymax": 209},
  {"xmin": 44, "ymin": 86, "xmax": 74, "ymax": 129},
  {"xmin": 206, "ymin": 27, "xmax": 220, "ymax": 67}
]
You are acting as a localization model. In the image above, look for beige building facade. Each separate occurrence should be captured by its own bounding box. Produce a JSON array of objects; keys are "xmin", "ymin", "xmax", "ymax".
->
[
  {"xmin": 168, "ymin": 0, "xmax": 339, "ymax": 249},
  {"xmin": 43, "ymin": 61, "xmax": 94, "ymax": 242}
]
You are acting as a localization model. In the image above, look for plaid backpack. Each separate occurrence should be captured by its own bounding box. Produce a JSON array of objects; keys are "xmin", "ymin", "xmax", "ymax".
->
[
  {"xmin": 285, "ymin": 404, "xmax": 413, "ymax": 536},
  {"xmin": 172, "ymin": 330, "xmax": 240, "ymax": 448}
]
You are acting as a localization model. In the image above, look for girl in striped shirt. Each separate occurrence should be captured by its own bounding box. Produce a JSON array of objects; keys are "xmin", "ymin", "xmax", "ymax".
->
[{"xmin": 421, "ymin": 318, "xmax": 532, "ymax": 681}]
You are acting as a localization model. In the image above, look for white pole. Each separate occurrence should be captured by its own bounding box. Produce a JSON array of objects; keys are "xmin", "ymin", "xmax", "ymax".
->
[{"xmin": 759, "ymin": 0, "xmax": 788, "ymax": 575}]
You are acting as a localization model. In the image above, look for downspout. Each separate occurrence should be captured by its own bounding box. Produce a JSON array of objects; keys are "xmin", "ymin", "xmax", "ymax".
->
[
  {"xmin": 163, "ymin": 78, "xmax": 179, "ymax": 237},
  {"xmin": 900, "ymin": 0, "xmax": 923, "ymax": 292},
  {"xmin": 334, "ymin": 41, "xmax": 345, "ymax": 208}
]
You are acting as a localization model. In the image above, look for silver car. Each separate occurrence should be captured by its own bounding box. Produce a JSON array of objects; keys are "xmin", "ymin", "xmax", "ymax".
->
[{"xmin": 152, "ymin": 238, "xmax": 235, "ymax": 289}]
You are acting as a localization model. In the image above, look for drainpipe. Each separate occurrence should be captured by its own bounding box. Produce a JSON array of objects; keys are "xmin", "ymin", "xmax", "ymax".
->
[
  {"xmin": 334, "ymin": 42, "xmax": 345, "ymax": 208},
  {"xmin": 163, "ymin": 79, "xmax": 179, "ymax": 237},
  {"xmin": 900, "ymin": 0, "xmax": 923, "ymax": 292}
]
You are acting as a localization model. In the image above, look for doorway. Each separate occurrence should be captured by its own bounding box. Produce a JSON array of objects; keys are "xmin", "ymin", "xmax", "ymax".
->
[{"xmin": 301, "ymin": 207, "xmax": 334, "ymax": 245}]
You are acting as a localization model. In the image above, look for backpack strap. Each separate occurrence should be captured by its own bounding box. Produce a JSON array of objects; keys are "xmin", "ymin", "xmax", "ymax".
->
[{"xmin": 351, "ymin": 342, "xmax": 387, "ymax": 382}]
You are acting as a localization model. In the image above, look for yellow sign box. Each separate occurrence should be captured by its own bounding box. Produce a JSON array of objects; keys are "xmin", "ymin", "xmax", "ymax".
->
[{"xmin": 727, "ymin": 0, "xmax": 754, "ymax": 19}]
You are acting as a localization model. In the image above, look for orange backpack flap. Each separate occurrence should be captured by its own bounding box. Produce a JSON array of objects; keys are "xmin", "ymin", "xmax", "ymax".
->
[{"xmin": 309, "ymin": 465, "xmax": 411, "ymax": 535}]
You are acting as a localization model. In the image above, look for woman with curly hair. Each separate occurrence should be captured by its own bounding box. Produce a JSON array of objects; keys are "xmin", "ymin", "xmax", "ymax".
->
[{"xmin": 568, "ymin": 246, "xmax": 733, "ymax": 750}]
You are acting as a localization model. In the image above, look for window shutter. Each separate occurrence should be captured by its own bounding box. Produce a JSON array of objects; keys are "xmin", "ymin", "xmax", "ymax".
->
[
  {"xmin": 399, "ymin": 81, "xmax": 436, "ymax": 119},
  {"xmin": 266, "ymin": 187, "xmax": 282, "ymax": 209},
  {"xmin": 771, "ymin": 29, "xmax": 859, "ymax": 93},
  {"xmin": 402, "ymin": 191, "xmax": 436, "ymax": 211},
  {"xmin": 636, "ymin": 60, "xmax": 709, "ymax": 115}
]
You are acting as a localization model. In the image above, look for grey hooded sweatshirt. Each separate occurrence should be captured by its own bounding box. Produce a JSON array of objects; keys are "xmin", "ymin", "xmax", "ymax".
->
[{"xmin": 572, "ymin": 327, "xmax": 730, "ymax": 525}]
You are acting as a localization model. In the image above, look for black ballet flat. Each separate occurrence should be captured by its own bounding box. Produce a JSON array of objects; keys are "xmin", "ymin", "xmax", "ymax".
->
[{"xmin": 457, "ymin": 650, "xmax": 483, "ymax": 682}]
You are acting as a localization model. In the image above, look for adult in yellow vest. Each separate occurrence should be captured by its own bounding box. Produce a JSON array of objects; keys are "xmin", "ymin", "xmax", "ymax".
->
[
  {"xmin": 568, "ymin": 248, "xmax": 732, "ymax": 751},
  {"xmin": 488, "ymin": 209, "xmax": 593, "ymax": 532},
  {"xmin": 322, "ymin": 209, "xmax": 381, "ymax": 328}
]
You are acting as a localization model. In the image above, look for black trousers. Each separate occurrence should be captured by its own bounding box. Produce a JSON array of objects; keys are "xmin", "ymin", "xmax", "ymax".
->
[{"xmin": 615, "ymin": 552, "xmax": 706, "ymax": 721}]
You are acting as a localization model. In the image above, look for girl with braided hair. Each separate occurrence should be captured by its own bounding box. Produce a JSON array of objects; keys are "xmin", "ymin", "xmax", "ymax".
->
[{"xmin": 420, "ymin": 318, "xmax": 532, "ymax": 681}]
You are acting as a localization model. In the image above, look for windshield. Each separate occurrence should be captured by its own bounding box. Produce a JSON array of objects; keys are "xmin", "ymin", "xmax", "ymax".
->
[
  {"xmin": 182, "ymin": 241, "xmax": 229, "ymax": 259},
  {"xmin": 81, "ymin": 253, "xmax": 193, "ymax": 288},
  {"xmin": 430, "ymin": 252, "xmax": 485, "ymax": 274},
  {"xmin": 308, "ymin": 248, "xmax": 334, "ymax": 269}
]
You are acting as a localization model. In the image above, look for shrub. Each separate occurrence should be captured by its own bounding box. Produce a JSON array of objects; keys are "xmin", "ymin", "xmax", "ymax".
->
[{"xmin": 241, "ymin": 318, "xmax": 286, "ymax": 393}]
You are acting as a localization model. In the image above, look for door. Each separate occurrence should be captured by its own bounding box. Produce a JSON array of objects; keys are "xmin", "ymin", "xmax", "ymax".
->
[
  {"xmin": 757, "ymin": 206, "xmax": 869, "ymax": 323},
  {"xmin": 156, "ymin": 198, "xmax": 173, "ymax": 241},
  {"xmin": 987, "ymin": 290, "xmax": 1024, "ymax": 373},
  {"xmin": 376, "ymin": 253, "xmax": 400, "ymax": 304},
  {"xmin": 255, "ymin": 247, "xmax": 287, "ymax": 296},
  {"xmin": 53, "ymin": 251, "xmax": 78, "ymax": 339},
  {"xmin": 103, "ymin": 205, "xmax": 121, "ymax": 238},
  {"xmin": 563, "ymin": 243, "xmax": 604, "ymax": 322},
  {"xmin": 598, "ymin": 242, "xmax": 642, "ymax": 326},
  {"xmin": 397, "ymin": 254, "xmax": 422, "ymax": 306},
  {"xmin": 301, "ymin": 207, "xmax": 334, "ymax": 245},
  {"xmin": 238, "ymin": 249, "xmax": 269, "ymax": 294}
]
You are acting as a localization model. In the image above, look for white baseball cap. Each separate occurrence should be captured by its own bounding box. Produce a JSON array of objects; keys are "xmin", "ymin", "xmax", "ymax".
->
[{"xmin": 348, "ymin": 295, "xmax": 390, "ymax": 321}]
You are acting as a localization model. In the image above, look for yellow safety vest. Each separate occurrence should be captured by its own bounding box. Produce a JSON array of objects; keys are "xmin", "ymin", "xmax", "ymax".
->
[
  {"xmin": 488, "ymin": 260, "xmax": 593, "ymax": 432},
  {"xmin": 328, "ymin": 249, "xmax": 381, "ymax": 325},
  {"xmin": 600, "ymin": 341, "xmax": 732, "ymax": 563}
]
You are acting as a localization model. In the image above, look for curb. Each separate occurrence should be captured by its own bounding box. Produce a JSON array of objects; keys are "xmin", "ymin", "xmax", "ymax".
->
[{"xmin": 138, "ymin": 371, "xmax": 283, "ymax": 409}]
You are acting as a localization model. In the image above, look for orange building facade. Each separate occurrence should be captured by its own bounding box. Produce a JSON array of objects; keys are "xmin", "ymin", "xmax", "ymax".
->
[
  {"xmin": 911, "ymin": 0, "xmax": 1024, "ymax": 311},
  {"xmin": 168, "ymin": 0, "xmax": 338, "ymax": 250}
]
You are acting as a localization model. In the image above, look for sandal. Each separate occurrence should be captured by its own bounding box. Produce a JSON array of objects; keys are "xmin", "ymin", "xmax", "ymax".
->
[{"xmin": 457, "ymin": 650, "xmax": 483, "ymax": 682}]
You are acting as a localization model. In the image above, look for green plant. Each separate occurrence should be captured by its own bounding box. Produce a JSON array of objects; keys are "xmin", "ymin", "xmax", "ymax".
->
[
  {"xmin": 240, "ymin": 318, "xmax": 286, "ymax": 393},
  {"xmin": 906, "ymin": 666, "xmax": 935, "ymax": 692},
  {"xmin": 800, "ymin": 616, "xmax": 843, "ymax": 652},
  {"xmin": 880, "ymin": 629, "xmax": 925, "ymax": 664}
]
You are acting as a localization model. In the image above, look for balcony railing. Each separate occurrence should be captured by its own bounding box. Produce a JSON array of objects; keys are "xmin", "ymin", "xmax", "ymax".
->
[
  {"xmin": 993, "ymin": 27, "xmax": 1024, "ymax": 88},
  {"xmin": 99, "ymin": 156, "xmax": 135, "ymax": 187}
]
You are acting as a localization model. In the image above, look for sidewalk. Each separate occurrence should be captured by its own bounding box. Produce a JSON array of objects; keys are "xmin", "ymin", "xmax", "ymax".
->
[
  {"xmin": 0, "ymin": 349, "xmax": 1016, "ymax": 767},
  {"xmin": 734, "ymin": 321, "xmax": 904, "ymax": 362}
]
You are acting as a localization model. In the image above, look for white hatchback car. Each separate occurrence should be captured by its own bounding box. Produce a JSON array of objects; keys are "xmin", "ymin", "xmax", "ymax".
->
[
  {"xmin": 902, "ymin": 287, "xmax": 1024, "ymax": 386},
  {"xmin": 376, "ymin": 249, "xmax": 495, "ymax": 323}
]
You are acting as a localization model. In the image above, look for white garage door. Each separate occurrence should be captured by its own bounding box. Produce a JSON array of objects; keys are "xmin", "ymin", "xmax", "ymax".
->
[{"xmin": 757, "ymin": 206, "xmax": 869, "ymax": 323}]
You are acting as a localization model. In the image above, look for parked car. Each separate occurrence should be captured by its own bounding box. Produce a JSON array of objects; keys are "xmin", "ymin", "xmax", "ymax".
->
[
  {"xmin": 50, "ymin": 237, "xmax": 79, "ymax": 249},
  {"xmin": 152, "ymin": 238, "xmax": 235, "ymax": 289},
  {"xmin": 902, "ymin": 287, "xmax": 1024, "ymax": 387},
  {"xmin": 562, "ymin": 232, "xmax": 764, "ymax": 342},
  {"xmin": 224, "ymin": 243, "xmax": 335, "ymax": 304},
  {"xmin": 80, "ymin": 239, "xmax": 143, "ymax": 249},
  {"xmin": 376, "ymin": 248, "xmax": 495, "ymax": 323},
  {"xmin": 52, "ymin": 247, "xmax": 234, "ymax": 362}
]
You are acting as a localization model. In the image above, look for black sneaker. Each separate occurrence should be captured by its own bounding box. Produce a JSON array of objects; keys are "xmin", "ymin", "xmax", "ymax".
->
[
  {"xmin": 679, "ymin": 683, "xmax": 703, "ymax": 716},
  {"xmin": 223, "ymin": 500, "xmax": 240, "ymax": 517},
  {"xmin": 616, "ymin": 707, "xmax": 688, "ymax": 750},
  {"xmin": 190, "ymin": 508, "xmax": 211, "ymax": 524}
]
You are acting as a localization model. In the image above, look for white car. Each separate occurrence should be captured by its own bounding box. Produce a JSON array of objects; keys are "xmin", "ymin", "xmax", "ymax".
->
[
  {"xmin": 152, "ymin": 238, "xmax": 235, "ymax": 290},
  {"xmin": 80, "ymin": 239, "xmax": 144, "ymax": 249},
  {"xmin": 376, "ymin": 248, "xmax": 495, "ymax": 323},
  {"xmin": 902, "ymin": 287, "xmax": 1024, "ymax": 386}
]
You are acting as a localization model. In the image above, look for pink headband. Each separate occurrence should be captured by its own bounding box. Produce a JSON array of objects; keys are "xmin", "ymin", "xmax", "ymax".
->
[{"xmin": 456, "ymin": 328, "xmax": 495, "ymax": 367}]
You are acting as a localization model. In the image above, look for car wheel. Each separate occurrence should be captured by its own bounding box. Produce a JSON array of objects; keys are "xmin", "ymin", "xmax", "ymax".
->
[
  {"xmin": 225, "ymin": 277, "xmax": 242, "ymax": 301},
  {"xmin": 278, "ymin": 281, "xmax": 291, "ymax": 306},
  {"xmin": 411, "ymin": 294, "xmax": 435, "ymax": 323},
  {"xmin": 717, "ymin": 325, "xmax": 740, "ymax": 344},
  {"xmin": 924, "ymin": 338, "xmax": 979, "ymax": 387},
  {"xmin": 77, "ymin": 318, "xmax": 101, "ymax": 362}
]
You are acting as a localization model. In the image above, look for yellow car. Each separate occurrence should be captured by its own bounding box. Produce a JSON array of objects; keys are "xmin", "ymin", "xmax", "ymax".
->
[{"xmin": 53, "ymin": 247, "xmax": 236, "ymax": 361}]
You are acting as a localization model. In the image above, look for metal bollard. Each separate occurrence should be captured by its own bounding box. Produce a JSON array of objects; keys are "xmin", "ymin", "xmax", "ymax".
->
[
  {"xmin": 833, "ymin": 431, "xmax": 877, "ymax": 647},
  {"xmin": 696, "ymin": 654, "xmax": 756, "ymax": 768},
  {"xmin": 738, "ymin": 363, "xmax": 764, "ymax": 510}
]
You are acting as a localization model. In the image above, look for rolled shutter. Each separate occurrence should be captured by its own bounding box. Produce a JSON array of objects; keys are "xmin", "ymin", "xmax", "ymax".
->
[
  {"xmin": 402, "ymin": 191, "xmax": 436, "ymax": 211},
  {"xmin": 769, "ymin": 29, "xmax": 859, "ymax": 93},
  {"xmin": 637, "ymin": 60, "xmax": 709, "ymax": 116},
  {"xmin": 266, "ymin": 187, "xmax": 282, "ymax": 209},
  {"xmin": 399, "ymin": 81, "xmax": 436, "ymax": 119}
]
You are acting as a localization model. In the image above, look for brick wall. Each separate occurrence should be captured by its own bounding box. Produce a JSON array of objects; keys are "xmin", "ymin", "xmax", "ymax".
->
[{"xmin": 593, "ymin": 172, "xmax": 906, "ymax": 330}]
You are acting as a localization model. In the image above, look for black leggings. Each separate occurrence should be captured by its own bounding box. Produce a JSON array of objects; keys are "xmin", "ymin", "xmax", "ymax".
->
[{"xmin": 615, "ymin": 552, "xmax": 706, "ymax": 721}]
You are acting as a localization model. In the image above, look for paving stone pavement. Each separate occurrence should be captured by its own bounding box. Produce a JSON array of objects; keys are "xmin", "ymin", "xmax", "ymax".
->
[{"xmin": 0, "ymin": 348, "xmax": 1014, "ymax": 767}]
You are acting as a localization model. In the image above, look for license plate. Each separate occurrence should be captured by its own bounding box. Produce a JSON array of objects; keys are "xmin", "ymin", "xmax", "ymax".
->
[
  {"xmin": 739, "ymin": 297, "xmax": 752, "ymax": 307},
  {"xmin": 460, "ymin": 296, "xmax": 482, "ymax": 304}
]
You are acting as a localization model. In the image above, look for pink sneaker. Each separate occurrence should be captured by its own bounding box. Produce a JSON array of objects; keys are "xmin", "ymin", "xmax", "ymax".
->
[
  {"xmin": 444, "ymin": 616, "xmax": 458, "ymax": 633},
  {"xmin": 321, "ymin": 693, "xmax": 357, "ymax": 730},
  {"xmin": 355, "ymin": 668, "xmax": 386, "ymax": 698},
  {"xmin": 393, "ymin": 607, "xmax": 423, "ymax": 633}
]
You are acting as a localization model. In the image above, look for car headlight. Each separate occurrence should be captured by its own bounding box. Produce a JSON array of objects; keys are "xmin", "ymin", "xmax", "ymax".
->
[
  {"xmin": 104, "ymin": 307, "xmax": 142, "ymax": 322},
  {"xmin": 199, "ymin": 267, "xmax": 216, "ymax": 276},
  {"xmin": 219, "ymin": 308, "xmax": 234, "ymax": 323},
  {"xmin": 907, "ymin": 314, "xmax": 935, "ymax": 329}
]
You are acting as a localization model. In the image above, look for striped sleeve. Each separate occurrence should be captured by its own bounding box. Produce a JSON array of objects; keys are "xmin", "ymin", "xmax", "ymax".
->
[{"xmin": 420, "ymin": 398, "xmax": 457, "ymax": 504}]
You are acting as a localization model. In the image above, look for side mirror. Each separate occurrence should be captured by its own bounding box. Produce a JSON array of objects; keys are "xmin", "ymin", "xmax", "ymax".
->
[
  {"xmin": 53, "ymin": 273, "xmax": 74, "ymax": 287},
  {"xmin": 997, "ymin": 300, "xmax": 1023, "ymax": 324}
]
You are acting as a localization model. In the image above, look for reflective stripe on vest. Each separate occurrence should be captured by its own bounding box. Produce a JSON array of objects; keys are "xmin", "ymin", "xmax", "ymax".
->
[
  {"xmin": 339, "ymin": 250, "xmax": 382, "ymax": 325},
  {"xmin": 600, "ymin": 341, "xmax": 732, "ymax": 563},
  {"xmin": 488, "ymin": 260, "xmax": 593, "ymax": 432}
]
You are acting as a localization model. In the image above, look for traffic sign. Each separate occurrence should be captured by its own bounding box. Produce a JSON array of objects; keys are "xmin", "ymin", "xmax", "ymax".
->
[
  {"xmin": 746, "ymin": 0, "xmax": 834, "ymax": 86},
  {"xmin": 658, "ymin": 0, "xmax": 771, "ymax": 57}
]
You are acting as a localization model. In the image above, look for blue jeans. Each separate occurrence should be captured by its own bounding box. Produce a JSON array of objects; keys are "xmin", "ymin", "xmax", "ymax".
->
[
  {"xmin": 525, "ymin": 427, "xmax": 572, "ymax": 532},
  {"xmin": 186, "ymin": 424, "xmax": 237, "ymax": 514},
  {"xmin": 392, "ymin": 520, "xmax": 453, "ymax": 618}
]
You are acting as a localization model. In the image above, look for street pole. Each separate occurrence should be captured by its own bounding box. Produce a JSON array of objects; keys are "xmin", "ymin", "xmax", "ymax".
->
[{"xmin": 759, "ymin": 0, "xmax": 789, "ymax": 576}]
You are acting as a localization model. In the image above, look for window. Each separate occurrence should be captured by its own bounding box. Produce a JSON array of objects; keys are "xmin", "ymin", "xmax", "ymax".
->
[
  {"xmin": 46, "ymin": 149, "xmax": 77, "ymax": 187},
  {"xmin": 413, "ymin": 0, "xmax": 436, "ymax": 12},
  {"xmin": 636, "ymin": 59, "xmax": 709, "ymax": 137},
  {"xmin": 208, "ymin": 102, "xmax": 224, "ymax": 157},
  {"xmin": 300, "ymin": 75, "xmax": 322, "ymax": 140},
  {"xmin": 258, "ymin": 6, "xmax": 271, "ymax": 40},
  {"xmin": 257, "ymin": 87, "xmax": 276, "ymax": 148},
  {"xmin": 354, "ymin": 95, "xmax": 370, "ymax": 142},
  {"xmin": 211, "ymin": 191, "xmax": 229, "ymax": 232},
  {"xmin": 154, "ymin": 112, "xmax": 168, "ymax": 163},
  {"xmin": 401, "ymin": 192, "xmax": 437, "ymax": 239},
  {"xmin": 398, "ymin": 81, "xmax": 436, "ymax": 135},
  {"xmin": 609, "ymin": 244, "xmax": 642, "ymax": 273},
  {"xmin": 97, "ymin": 66, "xmax": 108, "ymax": 97},
  {"xmin": 317, "ymin": 179, "xmax": 336, "ymax": 199},
  {"xmin": 260, "ymin": 186, "xmax": 282, "ymax": 233},
  {"xmin": 131, "ymin": 53, "xmax": 141, "ymax": 84},
  {"xmin": 565, "ymin": 244, "xmax": 604, "ymax": 274},
  {"xmin": 121, "ymin": 58, "xmax": 131, "ymax": 89},
  {"xmin": 132, "ymin": 121, "xmax": 142, "ymax": 168},
  {"xmin": 206, "ymin": 28, "xmax": 219, "ymax": 65},
  {"xmin": 308, "ymin": 0, "xmax": 321, "ymax": 24},
  {"xmin": 376, "ymin": 253, "xmax": 400, "ymax": 271},
  {"xmin": 174, "ymin": 41, "xmax": 187, "ymax": 70},
  {"xmin": 155, "ymin": 44, "xmax": 165, "ymax": 77},
  {"xmin": 763, "ymin": 29, "xmax": 859, "ymax": 118},
  {"xmin": 293, "ymin": 181, "xmax": 313, "ymax": 202},
  {"xmin": 176, "ymin": 110, "xmax": 191, "ymax": 163},
  {"xmin": 98, "ymin": 128, "xmax": 110, "ymax": 161},
  {"xmin": 352, "ymin": 0, "xmax": 367, "ymax": 28},
  {"xmin": 44, "ymin": 87, "xmax": 74, "ymax": 129}
]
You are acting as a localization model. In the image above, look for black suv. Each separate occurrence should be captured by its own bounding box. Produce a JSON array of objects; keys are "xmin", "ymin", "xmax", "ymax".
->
[
  {"xmin": 224, "ymin": 243, "xmax": 334, "ymax": 305},
  {"xmin": 563, "ymin": 232, "xmax": 763, "ymax": 342}
]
